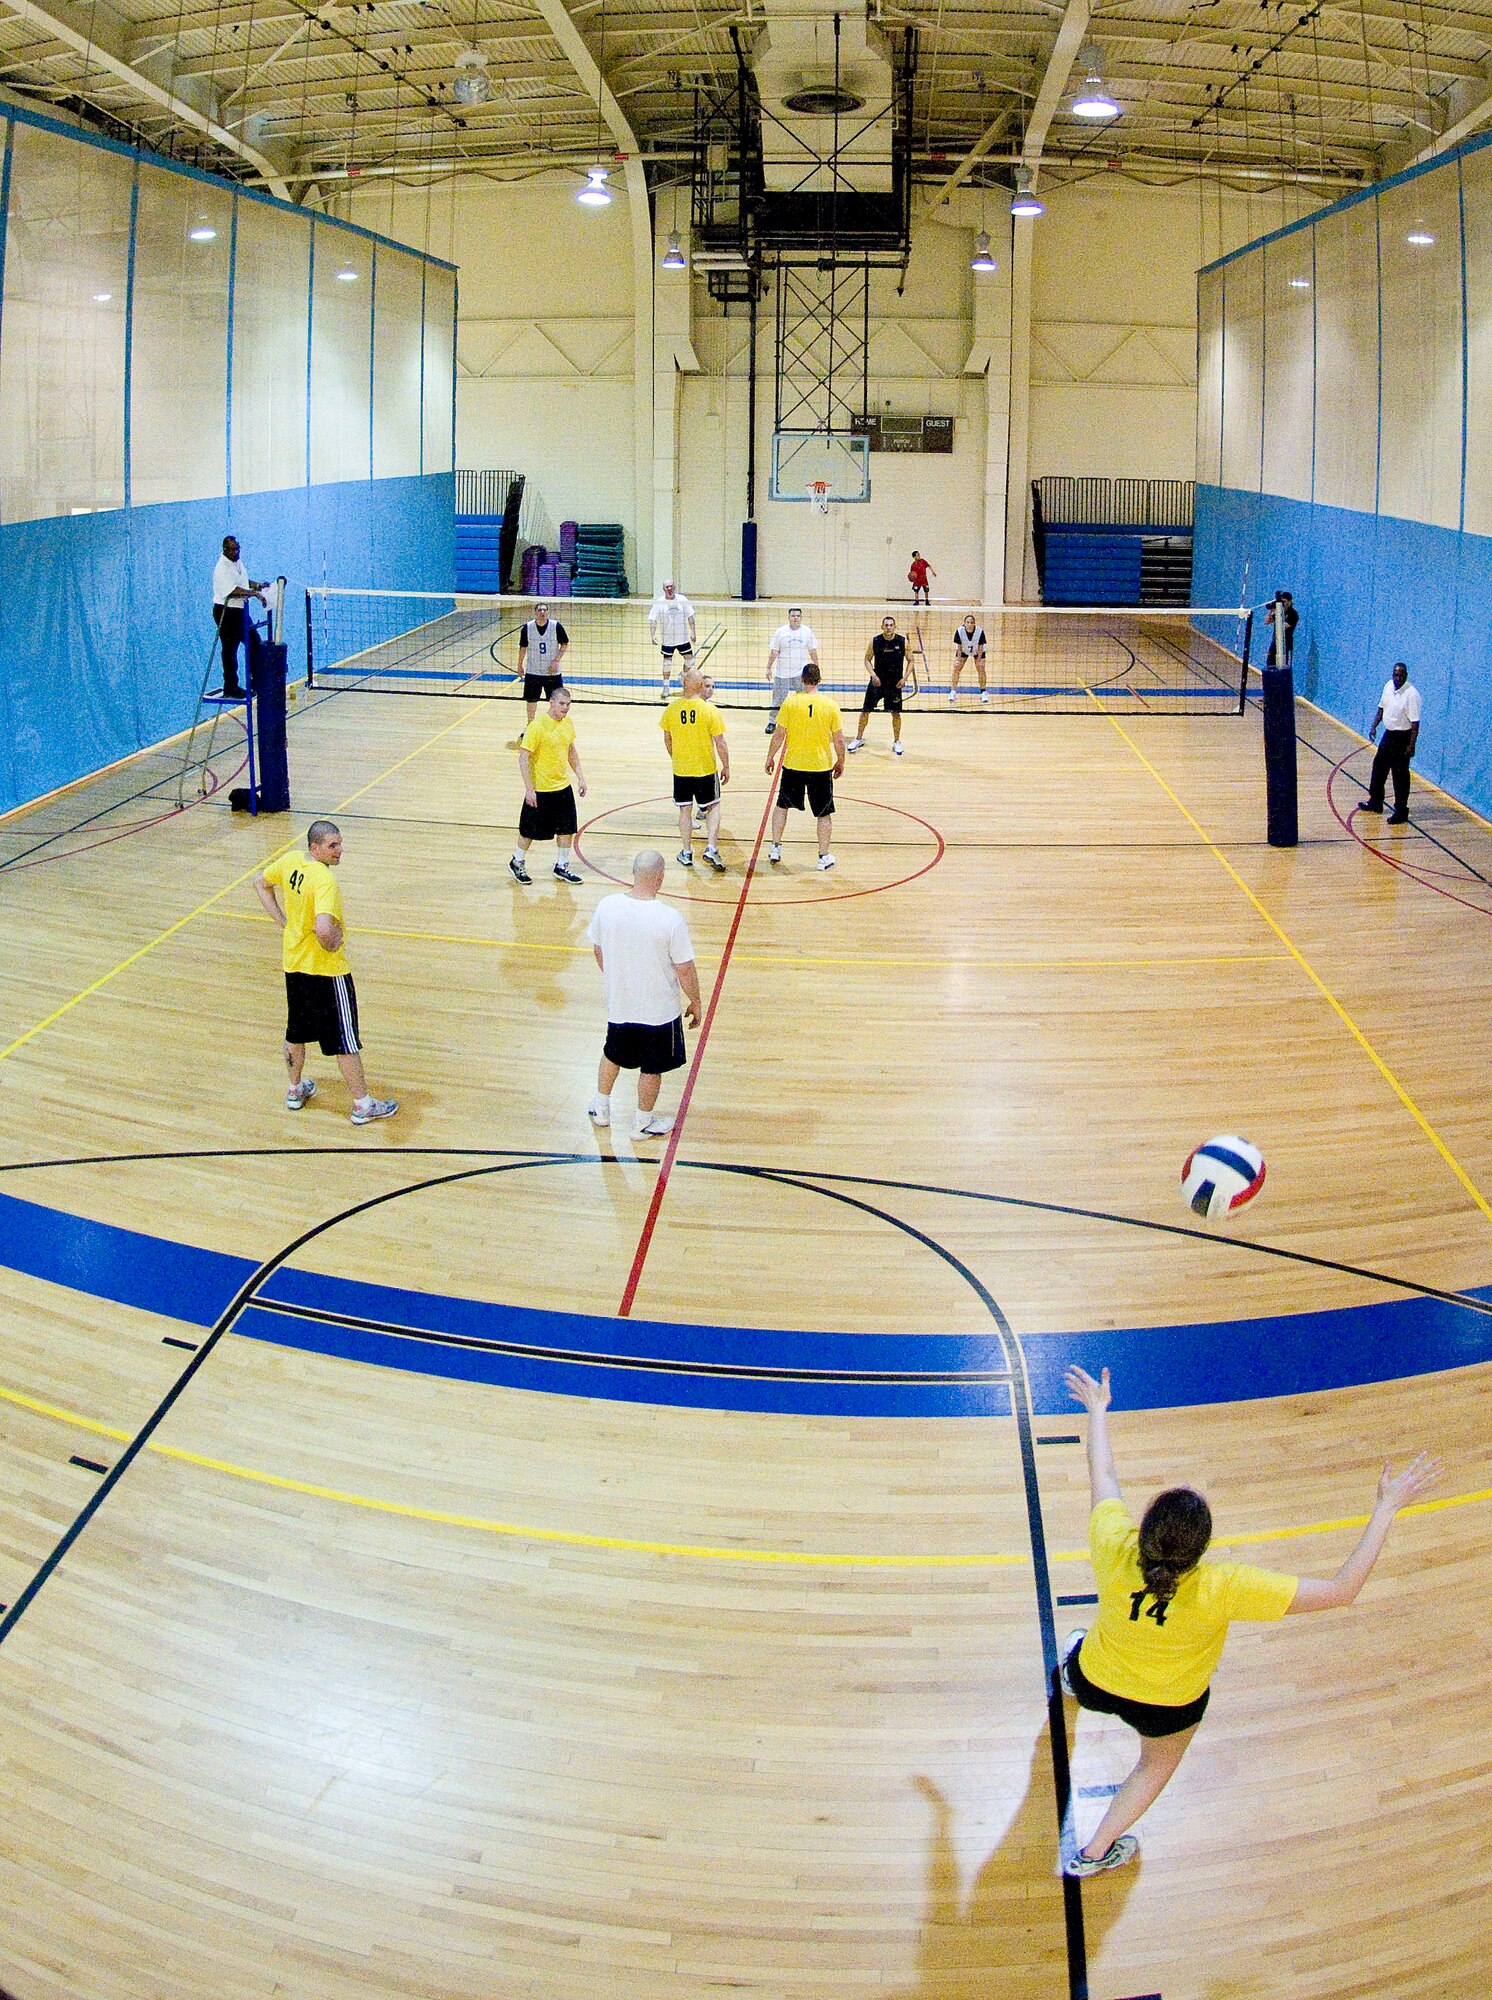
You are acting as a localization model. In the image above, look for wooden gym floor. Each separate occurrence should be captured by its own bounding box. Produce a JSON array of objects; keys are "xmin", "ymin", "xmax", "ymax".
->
[{"xmin": 0, "ymin": 642, "xmax": 1490, "ymax": 2000}]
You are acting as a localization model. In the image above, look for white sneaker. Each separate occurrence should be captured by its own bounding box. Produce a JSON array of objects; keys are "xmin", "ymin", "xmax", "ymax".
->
[
  {"xmin": 1060, "ymin": 1630, "xmax": 1086, "ymax": 1697},
  {"xmin": 980, "ymin": 688, "xmax": 990, "ymax": 703},
  {"xmin": 1064, "ymin": 1836, "xmax": 1138, "ymax": 1880},
  {"xmin": 768, "ymin": 843, "xmax": 782, "ymax": 864},
  {"xmin": 947, "ymin": 691, "xmax": 956, "ymax": 705},
  {"xmin": 633, "ymin": 1112, "xmax": 673, "ymax": 1138},
  {"xmin": 676, "ymin": 849, "xmax": 695, "ymax": 868},
  {"xmin": 587, "ymin": 1094, "xmax": 611, "ymax": 1127},
  {"xmin": 892, "ymin": 742, "xmax": 904, "ymax": 757},
  {"xmin": 660, "ymin": 682, "xmax": 671, "ymax": 702},
  {"xmin": 846, "ymin": 738, "xmax": 864, "ymax": 753},
  {"xmin": 351, "ymin": 1097, "xmax": 398, "ymax": 1126},
  {"xmin": 285, "ymin": 1078, "xmax": 317, "ymax": 1111},
  {"xmin": 816, "ymin": 852, "xmax": 835, "ymax": 871}
]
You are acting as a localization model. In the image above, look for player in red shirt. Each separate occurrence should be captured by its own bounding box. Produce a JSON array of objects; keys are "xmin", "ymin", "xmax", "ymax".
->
[{"xmin": 908, "ymin": 550, "xmax": 936, "ymax": 605}]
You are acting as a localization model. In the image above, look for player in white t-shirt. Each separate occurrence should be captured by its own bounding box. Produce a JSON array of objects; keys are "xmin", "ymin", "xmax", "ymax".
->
[
  {"xmin": 765, "ymin": 607, "xmax": 820, "ymax": 733},
  {"xmin": 647, "ymin": 581, "xmax": 696, "ymax": 701},
  {"xmin": 586, "ymin": 850, "xmax": 703, "ymax": 1140},
  {"xmin": 1363, "ymin": 661, "xmax": 1422, "ymax": 824},
  {"xmin": 951, "ymin": 614, "xmax": 989, "ymax": 704}
]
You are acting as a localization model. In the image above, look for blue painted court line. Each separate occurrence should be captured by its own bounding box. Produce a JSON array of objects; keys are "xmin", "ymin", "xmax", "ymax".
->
[{"xmin": 2, "ymin": 1188, "xmax": 1491, "ymax": 1416}]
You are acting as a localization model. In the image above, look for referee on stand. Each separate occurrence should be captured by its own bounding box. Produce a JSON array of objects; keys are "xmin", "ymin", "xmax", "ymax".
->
[{"xmin": 212, "ymin": 535, "xmax": 267, "ymax": 699}]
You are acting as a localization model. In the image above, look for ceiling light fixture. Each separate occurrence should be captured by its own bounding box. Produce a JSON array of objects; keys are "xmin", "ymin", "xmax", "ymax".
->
[
  {"xmin": 1010, "ymin": 167, "xmax": 1043, "ymax": 219},
  {"xmin": 451, "ymin": 47, "xmax": 490, "ymax": 106},
  {"xmin": 188, "ymin": 223, "xmax": 217, "ymax": 241},
  {"xmin": 1407, "ymin": 227, "xmax": 1435, "ymax": 245},
  {"xmin": 1071, "ymin": 57, "xmax": 1120, "ymax": 120},
  {"xmin": 336, "ymin": 264, "xmax": 358, "ymax": 281},
  {"xmin": 970, "ymin": 229, "xmax": 997, "ymax": 273},
  {"xmin": 661, "ymin": 229, "xmax": 687, "ymax": 270},
  {"xmin": 1289, "ymin": 276, "xmax": 1311, "ymax": 289},
  {"xmin": 92, "ymin": 291, "xmax": 112, "ymax": 302},
  {"xmin": 577, "ymin": 165, "xmax": 612, "ymax": 207}
]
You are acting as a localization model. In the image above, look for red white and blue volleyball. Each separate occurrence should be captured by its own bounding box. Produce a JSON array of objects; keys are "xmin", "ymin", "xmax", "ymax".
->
[{"xmin": 1181, "ymin": 1135, "xmax": 1266, "ymax": 1219}]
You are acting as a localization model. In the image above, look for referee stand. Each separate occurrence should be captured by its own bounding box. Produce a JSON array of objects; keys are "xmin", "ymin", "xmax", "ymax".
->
[{"xmin": 176, "ymin": 577, "xmax": 291, "ymax": 815}]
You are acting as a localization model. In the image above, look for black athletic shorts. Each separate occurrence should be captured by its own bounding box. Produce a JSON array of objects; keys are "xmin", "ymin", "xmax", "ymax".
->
[
  {"xmin": 519, "ymin": 785, "xmax": 578, "ymax": 841},
  {"xmin": 604, "ymin": 1017, "xmax": 686, "ymax": 1074},
  {"xmin": 777, "ymin": 767, "xmax": 835, "ymax": 818},
  {"xmin": 1067, "ymin": 1646, "xmax": 1210, "ymax": 1739},
  {"xmin": 660, "ymin": 643, "xmax": 695, "ymax": 660},
  {"xmin": 863, "ymin": 676, "xmax": 904, "ymax": 714},
  {"xmin": 522, "ymin": 671, "xmax": 564, "ymax": 703},
  {"xmin": 673, "ymin": 772, "xmax": 720, "ymax": 806},
  {"xmin": 284, "ymin": 971, "xmax": 361, "ymax": 1057}
]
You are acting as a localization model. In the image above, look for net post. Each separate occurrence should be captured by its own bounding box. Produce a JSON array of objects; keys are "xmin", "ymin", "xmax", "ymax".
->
[
  {"xmin": 305, "ymin": 588, "xmax": 315, "ymax": 689},
  {"xmin": 1238, "ymin": 608, "xmax": 1253, "ymax": 714}
]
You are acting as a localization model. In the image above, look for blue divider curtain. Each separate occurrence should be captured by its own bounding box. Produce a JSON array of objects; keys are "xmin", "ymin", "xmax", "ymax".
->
[
  {"xmin": 0, "ymin": 105, "xmax": 457, "ymax": 815},
  {"xmin": 1193, "ymin": 130, "xmax": 1492, "ymax": 819}
]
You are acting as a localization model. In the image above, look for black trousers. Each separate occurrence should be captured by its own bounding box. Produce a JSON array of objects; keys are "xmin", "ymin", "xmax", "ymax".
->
[
  {"xmin": 215, "ymin": 604, "xmax": 246, "ymax": 695},
  {"xmin": 1367, "ymin": 728, "xmax": 1413, "ymax": 813}
]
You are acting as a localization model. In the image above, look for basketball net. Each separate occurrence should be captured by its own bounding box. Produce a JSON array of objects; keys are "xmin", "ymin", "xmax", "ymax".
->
[{"xmin": 807, "ymin": 479, "xmax": 830, "ymax": 516}]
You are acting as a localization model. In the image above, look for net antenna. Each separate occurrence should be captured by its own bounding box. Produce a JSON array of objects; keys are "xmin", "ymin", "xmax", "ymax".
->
[{"xmin": 807, "ymin": 477, "xmax": 831, "ymax": 515}]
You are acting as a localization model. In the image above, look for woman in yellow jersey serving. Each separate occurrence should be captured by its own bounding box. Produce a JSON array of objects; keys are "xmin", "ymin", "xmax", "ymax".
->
[{"xmin": 1059, "ymin": 1363, "xmax": 1440, "ymax": 1879}]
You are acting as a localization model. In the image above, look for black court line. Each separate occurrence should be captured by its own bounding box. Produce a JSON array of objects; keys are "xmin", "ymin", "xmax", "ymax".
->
[
  {"xmin": 1038, "ymin": 1435, "xmax": 1082, "ymax": 1445},
  {"xmin": 1058, "ymin": 1593, "xmax": 1099, "ymax": 1607},
  {"xmin": 0, "ymin": 1142, "xmax": 1486, "ymax": 1318}
]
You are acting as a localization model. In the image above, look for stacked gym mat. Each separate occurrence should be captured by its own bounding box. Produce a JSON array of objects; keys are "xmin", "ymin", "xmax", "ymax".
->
[{"xmin": 570, "ymin": 523, "xmax": 628, "ymax": 597}]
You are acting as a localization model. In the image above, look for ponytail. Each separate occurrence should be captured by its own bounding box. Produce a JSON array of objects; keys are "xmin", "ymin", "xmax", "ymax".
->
[{"xmin": 1138, "ymin": 1488, "xmax": 1212, "ymax": 1605}]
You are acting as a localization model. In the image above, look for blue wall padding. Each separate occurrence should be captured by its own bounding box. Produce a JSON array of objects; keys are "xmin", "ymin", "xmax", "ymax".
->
[
  {"xmin": 0, "ymin": 471, "xmax": 453, "ymax": 815},
  {"xmin": 1194, "ymin": 483, "xmax": 1492, "ymax": 819}
]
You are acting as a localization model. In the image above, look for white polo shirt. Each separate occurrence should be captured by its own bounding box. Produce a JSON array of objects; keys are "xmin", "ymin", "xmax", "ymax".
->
[
  {"xmin": 587, "ymin": 892, "xmax": 695, "ymax": 1026},
  {"xmin": 770, "ymin": 622, "xmax": 819, "ymax": 676},
  {"xmin": 1379, "ymin": 678, "xmax": 1421, "ymax": 731},
  {"xmin": 649, "ymin": 593, "xmax": 695, "ymax": 647},
  {"xmin": 213, "ymin": 554, "xmax": 251, "ymax": 608}
]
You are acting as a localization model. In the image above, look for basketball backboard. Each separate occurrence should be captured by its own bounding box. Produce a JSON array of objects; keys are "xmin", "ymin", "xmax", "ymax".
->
[{"xmin": 769, "ymin": 429, "xmax": 871, "ymax": 503}]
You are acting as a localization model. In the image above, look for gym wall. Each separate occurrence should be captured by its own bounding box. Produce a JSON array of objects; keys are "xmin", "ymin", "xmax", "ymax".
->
[
  {"xmin": 1193, "ymin": 134, "xmax": 1492, "ymax": 817},
  {"xmin": 0, "ymin": 108, "xmax": 455, "ymax": 817}
]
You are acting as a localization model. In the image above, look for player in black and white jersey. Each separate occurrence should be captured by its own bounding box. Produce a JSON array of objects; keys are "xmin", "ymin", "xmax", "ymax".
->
[
  {"xmin": 950, "ymin": 613, "xmax": 989, "ymax": 704},
  {"xmin": 516, "ymin": 603, "xmax": 569, "ymax": 723}
]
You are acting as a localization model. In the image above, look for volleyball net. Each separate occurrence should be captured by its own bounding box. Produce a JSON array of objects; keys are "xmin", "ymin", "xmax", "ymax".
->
[{"xmin": 305, "ymin": 589, "xmax": 1254, "ymax": 716}]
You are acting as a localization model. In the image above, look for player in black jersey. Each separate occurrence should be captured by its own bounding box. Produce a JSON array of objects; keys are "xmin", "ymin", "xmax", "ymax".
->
[{"xmin": 847, "ymin": 615, "xmax": 909, "ymax": 757}]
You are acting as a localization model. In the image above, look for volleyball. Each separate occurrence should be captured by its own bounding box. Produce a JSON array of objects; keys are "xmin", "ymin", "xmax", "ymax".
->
[{"xmin": 1181, "ymin": 1135, "xmax": 1266, "ymax": 1219}]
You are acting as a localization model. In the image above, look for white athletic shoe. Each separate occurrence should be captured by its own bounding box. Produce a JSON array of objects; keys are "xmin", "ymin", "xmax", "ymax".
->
[
  {"xmin": 351, "ymin": 1097, "xmax": 398, "ymax": 1126},
  {"xmin": 285, "ymin": 1078, "xmax": 317, "ymax": 1112},
  {"xmin": 816, "ymin": 852, "xmax": 836, "ymax": 871},
  {"xmin": 846, "ymin": 738, "xmax": 864, "ymax": 753},
  {"xmin": 947, "ymin": 690, "xmax": 957, "ymax": 705},
  {"xmin": 587, "ymin": 1094, "xmax": 611, "ymax": 1127},
  {"xmin": 703, "ymin": 848, "xmax": 726, "ymax": 873},
  {"xmin": 892, "ymin": 742, "xmax": 904, "ymax": 757},
  {"xmin": 980, "ymin": 688, "xmax": 990, "ymax": 703},
  {"xmin": 676, "ymin": 849, "xmax": 695, "ymax": 868},
  {"xmin": 633, "ymin": 1112, "xmax": 674, "ymax": 1139},
  {"xmin": 1060, "ymin": 1630, "xmax": 1086, "ymax": 1697},
  {"xmin": 660, "ymin": 682, "xmax": 672, "ymax": 702},
  {"xmin": 1064, "ymin": 1836, "xmax": 1138, "ymax": 1880},
  {"xmin": 768, "ymin": 843, "xmax": 782, "ymax": 864}
]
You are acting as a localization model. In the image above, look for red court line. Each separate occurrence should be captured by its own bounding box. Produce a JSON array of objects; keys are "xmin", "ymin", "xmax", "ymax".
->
[
  {"xmin": 576, "ymin": 794, "xmax": 946, "ymax": 906},
  {"xmin": 615, "ymin": 775, "xmax": 781, "ymax": 1318},
  {"xmin": 1326, "ymin": 750, "xmax": 1492, "ymax": 920}
]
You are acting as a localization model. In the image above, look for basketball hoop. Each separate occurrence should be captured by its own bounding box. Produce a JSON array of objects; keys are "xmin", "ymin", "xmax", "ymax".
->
[{"xmin": 807, "ymin": 478, "xmax": 831, "ymax": 515}]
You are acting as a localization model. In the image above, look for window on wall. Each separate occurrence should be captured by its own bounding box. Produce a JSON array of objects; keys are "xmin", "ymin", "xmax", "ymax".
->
[
  {"xmin": 373, "ymin": 244, "xmax": 424, "ymax": 478},
  {"xmin": 231, "ymin": 192, "xmax": 309, "ymax": 495},
  {"xmin": 129, "ymin": 166, "xmax": 232, "ymax": 506},
  {"xmin": 309, "ymin": 221, "xmax": 373, "ymax": 484},
  {"xmin": 1312, "ymin": 197, "xmax": 1379, "ymax": 514},
  {"xmin": 422, "ymin": 263, "xmax": 456, "ymax": 476},
  {"xmin": 0, "ymin": 121, "xmax": 132, "ymax": 522}
]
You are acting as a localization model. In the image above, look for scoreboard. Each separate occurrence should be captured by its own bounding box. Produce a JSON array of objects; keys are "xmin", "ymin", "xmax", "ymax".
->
[{"xmin": 852, "ymin": 415, "xmax": 954, "ymax": 453}]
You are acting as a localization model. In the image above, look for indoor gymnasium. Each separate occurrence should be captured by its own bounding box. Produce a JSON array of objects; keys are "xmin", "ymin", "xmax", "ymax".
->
[{"xmin": 2, "ymin": 1, "xmax": 1491, "ymax": 1995}]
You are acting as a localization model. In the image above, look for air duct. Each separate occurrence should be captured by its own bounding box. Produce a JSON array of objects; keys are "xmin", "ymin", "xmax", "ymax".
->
[{"xmin": 751, "ymin": 3, "xmax": 894, "ymax": 193}]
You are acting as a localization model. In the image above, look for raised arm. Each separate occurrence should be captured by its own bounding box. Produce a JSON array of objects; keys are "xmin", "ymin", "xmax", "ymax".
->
[
  {"xmin": 1064, "ymin": 1365, "xmax": 1123, "ymax": 1507},
  {"xmin": 1286, "ymin": 1455, "xmax": 1441, "ymax": 1613}
]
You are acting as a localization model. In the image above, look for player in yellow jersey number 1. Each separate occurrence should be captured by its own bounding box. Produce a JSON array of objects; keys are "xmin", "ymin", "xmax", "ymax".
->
[
  {"xmin": 765, "ymin": 662, "xmax": 846, "ymax": 871},
  {"xmin": 662, "ymin": 668, "xmax": 729, "ymax": 872}
]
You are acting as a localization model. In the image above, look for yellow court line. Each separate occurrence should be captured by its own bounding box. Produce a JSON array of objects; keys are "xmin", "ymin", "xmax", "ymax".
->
[
  {"xmin": 1087, "ymin": 696, "xmax": 1492, "ymax": 1228},
  {"xmin": 208, "ymin": 911, "xmax": 1290, "ymax": 977},
  {"xmin": 0, "ymin": 1375, "xmax": 1485, "ymax": 1566},
  {"xmin": 0, "ymin": 703, "xmax": 485, "ymax": 1067}
]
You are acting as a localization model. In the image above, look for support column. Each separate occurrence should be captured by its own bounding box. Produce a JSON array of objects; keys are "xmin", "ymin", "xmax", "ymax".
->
[
  {"xmin": 652, "ymin": 205, "xmax": 699, "ymax": 591},
  {"xmin": 1004, "ymin": 217, "xmax": 1035, "ymax": 603},
  {"xmin": 625, "ymin": 157, "xmax": 656, "ymax": 595}
]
